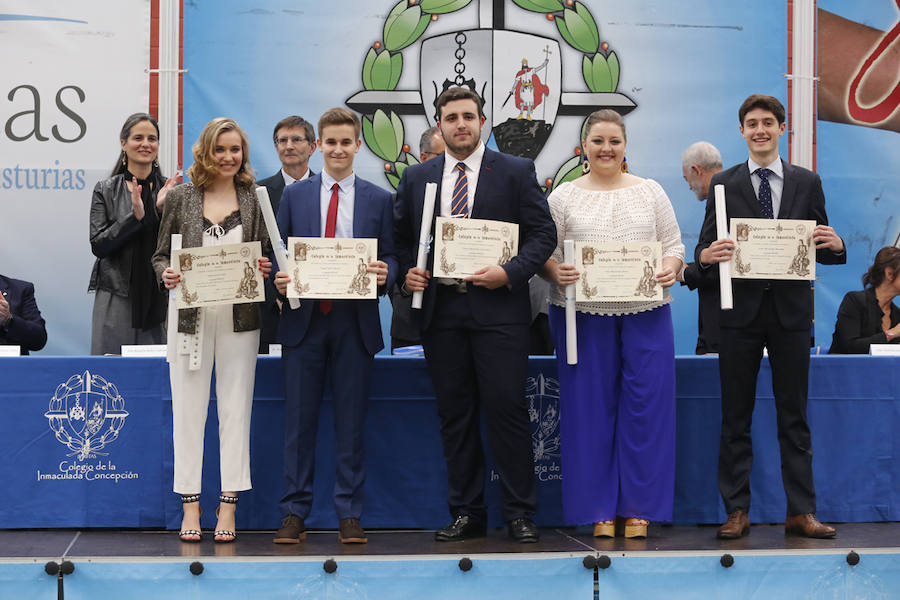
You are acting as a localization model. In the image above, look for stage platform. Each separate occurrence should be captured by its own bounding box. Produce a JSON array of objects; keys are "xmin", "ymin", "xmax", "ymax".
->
[{"xmin": 3, "ymin": 524, "xmax": 899, "ymax": 598}]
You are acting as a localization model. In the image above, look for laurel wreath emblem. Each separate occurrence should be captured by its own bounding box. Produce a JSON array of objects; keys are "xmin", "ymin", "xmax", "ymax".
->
[{"xmin": 356, "ymin": 0, "xmax": 622, "ymax": 190}]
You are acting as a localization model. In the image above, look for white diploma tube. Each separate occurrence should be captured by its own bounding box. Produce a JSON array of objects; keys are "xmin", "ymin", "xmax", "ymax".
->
[
  {"xmin": 166, "ymin": 233, "xmax": 182, "ymax": 364},
  {"xmin": 255, "ymin": 186, "xmax": 300, "ymax": 311},
  {"xmin": 564, "ymin": 239, "xmax": 578, "ymax": 365},
  {"xmin": 412, "ymin": 182, "xmax": 437, "ymax": 310},
  {"xmin": 714, "ymin": 184, "xmax": 734, "ymax": 310}
]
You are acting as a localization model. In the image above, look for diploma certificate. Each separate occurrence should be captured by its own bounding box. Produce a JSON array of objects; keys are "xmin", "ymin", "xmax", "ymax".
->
[
  {"xmin": 286, "ymin": 237, "xmax": 377, "ymax": 299},
  {"xmin": 173, "ymin": 241, "xmax": 264, "ymax": 309},
  {"xmin": 575, "ymin": 241, "xmax": 663, "ymax": 302},
  {"xmin": 730, "ymin": 218, "xmax": 816, "ymax": 280},
  {"xmin": 433, "ymin": 217, "xmax": 518, "ymax": 278}
]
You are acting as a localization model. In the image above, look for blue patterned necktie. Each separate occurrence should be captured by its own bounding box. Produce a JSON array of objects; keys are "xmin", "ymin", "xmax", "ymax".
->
[
  {"xmin": 755, "ymin": 167, "xmax": 774, "ymax": 219},
  {"xmin": 450, "ymin": 162, "xmax": 469, "ymax": 217}
]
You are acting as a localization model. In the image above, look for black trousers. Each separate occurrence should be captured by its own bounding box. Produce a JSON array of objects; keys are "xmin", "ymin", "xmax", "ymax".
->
[
  {"xmin": 422, "ymin": 286, "xmax": 537, "ymax": 522},
  {"xmin": 717, "ymin": 291, "xmax": 816, "ymax": 516}
]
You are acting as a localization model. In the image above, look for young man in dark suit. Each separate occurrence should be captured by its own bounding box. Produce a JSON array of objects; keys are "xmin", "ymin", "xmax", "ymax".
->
[
  {"xmin": 695, "ymin": 94, "xmax": 846, "ymax": 539},
  {"xmin": 0, "ymin": 273, "xmax": 47, "ymax": 354},
  {"xmin": 272, "ymin": 108, "xmax": 396, "ymax": 544},
  {"xmin": 394, "ymin": 87, "xmax": 556, "ymax": 543},
  {"xmin": 256, "ymin": 116, "xmax": 317, "ymax": 354}
]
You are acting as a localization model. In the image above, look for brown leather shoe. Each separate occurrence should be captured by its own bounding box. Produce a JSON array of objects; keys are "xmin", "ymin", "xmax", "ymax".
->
[
  {"xmin": 274, "ymin": 514, "xmax": 306, "ymax": 544},
  {"xmin": 784, "ymin": 513, "xmax": 836, "ymax": 538},
  {"xmin": 717, "ymin": 509, "xmax": 750, "ymax": 539},
  {"xmin": 338, "ymin": 518, "xmax": 368, "ymax": 544}
]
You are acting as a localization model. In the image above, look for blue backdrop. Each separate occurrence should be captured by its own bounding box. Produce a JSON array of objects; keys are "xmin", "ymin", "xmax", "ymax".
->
[{"xmin": 179, "ymin": 0, "xmax": 880, "ymax": 356}]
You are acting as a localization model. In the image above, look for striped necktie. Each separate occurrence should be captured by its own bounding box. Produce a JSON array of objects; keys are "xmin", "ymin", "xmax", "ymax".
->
[{"xmin": 450, "ymin": 162, "xmax": 469, "ymax": 217}]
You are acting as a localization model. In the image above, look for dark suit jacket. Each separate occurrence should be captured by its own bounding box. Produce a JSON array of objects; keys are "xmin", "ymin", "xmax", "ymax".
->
[
  {"xmin": 681, "ymin": 262, "xmax": 720, "ymax": 354},
  {"xmin": 829, "ymin": 288, "xmax": 900, "ymax": 354},
  {"xmin": 393, "ymin": 148, "xmax": 557, "ymax": 331},
  {"xmin": 257, "ymin": 170, "xmax": 315, "ymax": 351},
  {"xmin": 0, "ymin": 274, "xmax": 47, "ymax": 354},
  {"xmin": 276, "ymin": 174, "xmax": 397, "ymax": 356},
  {"xmin": 257, "ymin": 169, "xmax": 315, "ymax": 217},
  {"xmin": 257, "ymin": 171, "xmax": 286, "ymax": 218},
  {"xmin": 695, "ymin": 160, "xmax": 846, "ymax": 331}
]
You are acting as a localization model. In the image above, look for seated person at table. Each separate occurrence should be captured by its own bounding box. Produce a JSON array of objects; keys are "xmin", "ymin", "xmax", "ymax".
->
[
  {"xmin": 830, "ymin": 246, "xmax": 900, "ymax": 353},
  {"xmin": 0, "ymin": 273, "xmax": 47, "ymax": 354}
]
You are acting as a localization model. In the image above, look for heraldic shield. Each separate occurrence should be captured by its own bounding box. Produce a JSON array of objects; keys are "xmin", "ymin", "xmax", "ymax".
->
[
  {"xmin": 420, "ymin": 30, "xmax": 561, "ymax": 159},
  {"xmin": 44, "ymin": 371, "xmax": 129, "ymax": 460}
]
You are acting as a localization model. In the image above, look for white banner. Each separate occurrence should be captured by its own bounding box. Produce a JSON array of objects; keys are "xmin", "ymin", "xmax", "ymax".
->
[{"xmin": 0, "ymin": 2, "xmax": 150, "ymax": 354}]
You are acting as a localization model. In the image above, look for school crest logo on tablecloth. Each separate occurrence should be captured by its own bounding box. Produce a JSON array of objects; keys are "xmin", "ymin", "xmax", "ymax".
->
[{"xmin": 44, "ymin": 371, "xmax": 129, "ymax": 460}]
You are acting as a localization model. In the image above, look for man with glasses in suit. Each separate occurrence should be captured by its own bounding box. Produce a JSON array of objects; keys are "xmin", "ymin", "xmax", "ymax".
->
[{"xmin": 257, "ymin": 116, "xmax": 317, "ymax": 354}]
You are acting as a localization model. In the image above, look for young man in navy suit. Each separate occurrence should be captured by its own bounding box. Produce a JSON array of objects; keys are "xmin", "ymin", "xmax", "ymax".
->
[
  {"xmin": 0, "ymin": 273, "xmax": 47, "ymax": 354},
  {"xmin": 272, "ymin": 108, "xmax": 397, "ymax": 544},
  {"xmin": 394, "ymin": 87, "xmax": 556, "ymax": 543},
  {"xmin": 696, "ymin": 94, "xmax": 846, "ymax": 539},
  {"xmin": 256, "ymin": 115, "xmax": 317, "ymax": 354}
]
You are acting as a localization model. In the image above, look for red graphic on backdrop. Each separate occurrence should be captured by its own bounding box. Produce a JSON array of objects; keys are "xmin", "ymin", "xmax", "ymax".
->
[{"xmin": 847, "ymin": 0, "xmax": 900, "ymax": 124}]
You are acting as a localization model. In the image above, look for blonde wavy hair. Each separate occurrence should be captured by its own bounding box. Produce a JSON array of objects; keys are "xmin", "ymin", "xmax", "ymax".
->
[{"xmin": 187, "ymin": 117, "xmax": 256, "ymax": 189}]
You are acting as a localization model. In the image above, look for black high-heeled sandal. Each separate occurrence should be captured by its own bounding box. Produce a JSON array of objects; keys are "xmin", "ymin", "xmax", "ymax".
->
[
  {"xmin": 214, "ymin": 493, "xmax": 238, "ymax": 543},
  {"xmin": 179, "ymin": 494, "xmax": 202, "ymax": 543}
]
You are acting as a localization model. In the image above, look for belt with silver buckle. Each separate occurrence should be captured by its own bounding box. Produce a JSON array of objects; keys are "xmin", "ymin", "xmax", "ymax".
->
[{"xmin": 439, "ymin": 280, "xmax": 468, "ymax": 294}]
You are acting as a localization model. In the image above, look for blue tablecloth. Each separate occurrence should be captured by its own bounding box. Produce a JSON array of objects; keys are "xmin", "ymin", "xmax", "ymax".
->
[{"xmin": 1, "ymin": 355, "xmax": 897, "ymax": 529}]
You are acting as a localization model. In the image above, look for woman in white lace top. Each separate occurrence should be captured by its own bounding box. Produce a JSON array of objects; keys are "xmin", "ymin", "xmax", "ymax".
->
[{"xmin": 542, "ymin": 109, "xmax": 684, "ymax": 539}]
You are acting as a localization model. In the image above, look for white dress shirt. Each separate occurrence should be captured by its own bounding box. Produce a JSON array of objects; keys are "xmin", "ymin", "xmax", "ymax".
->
[
  {"xmin": 281, "ymin": 167, "xmax": 311, "ymax": 187},
  {"xmin": 437, "ymin": 143, "xmax": 485, "ymax": 285},
  {"xmin": 747, "ymin": 156, "xmax": 784, "ymax": 217},
  {"xmin": 319, "ymin": 171, "xmax": 355, "ymax": 238},
  {"xmin": 440, "ymin": 142, "xmax": 485, "ymax": 218}
]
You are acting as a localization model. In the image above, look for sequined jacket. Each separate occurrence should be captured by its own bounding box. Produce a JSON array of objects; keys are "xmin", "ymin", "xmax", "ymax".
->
[{"xmin": 152, "ymin": 182, "xmax": 271, "ymax": 334}]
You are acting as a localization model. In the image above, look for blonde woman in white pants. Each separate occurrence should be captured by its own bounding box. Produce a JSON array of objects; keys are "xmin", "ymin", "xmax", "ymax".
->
[{"xmin": 153, "ymin": 118, "xmax": 271, "ymax": 543}]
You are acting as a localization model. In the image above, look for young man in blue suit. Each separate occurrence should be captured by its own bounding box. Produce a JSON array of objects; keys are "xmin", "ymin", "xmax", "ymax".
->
[
  {"xmin": 696, "ymin": 94, "xmax": 846, "ymax": 539},
  {"xmin": 394, "ymin": 87, "xmax": 556, "ymax": 543},
  {"xmin": 272, "ymin": 107, "xmax": 397, "ymax": 544},
  {"xmin": 0, "ymin": 273, "xmax": 47, "ymax": 354}
]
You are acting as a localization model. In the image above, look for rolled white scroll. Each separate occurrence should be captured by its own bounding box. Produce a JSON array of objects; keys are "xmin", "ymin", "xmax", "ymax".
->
[
  {"xmin": 412, "ymin": 182, "xmax": 438, "ymax": 310},
  {"xmin": 714, "ymin": 184, "xmax": 734, "ymax": 310},
  {"xmin": 255, "ymin": 186, "xmax": 300, "ymax": 311},
  {"xmin": 564, "ymin": 239, "xmax": 578, "ymax": 365},
  {"xmin": 166, "ymin": 233, "xmax": 182, "ymax": 364}
]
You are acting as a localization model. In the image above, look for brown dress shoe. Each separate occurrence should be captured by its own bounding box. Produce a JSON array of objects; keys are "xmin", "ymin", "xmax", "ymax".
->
[
  {"xmin": 717, "ymin": 509, "xmax": 750, "ymax": 539},
  {"xmin": 784, "ymin": 514, "xmax": 836, "ymax": 538},
  {"xmin": 274, "ymin": 514, "xmax": 306, "ymax": 544},
  {"xmin": 338, "ymin": 518, "xmax": 368, "ymax": 544}
]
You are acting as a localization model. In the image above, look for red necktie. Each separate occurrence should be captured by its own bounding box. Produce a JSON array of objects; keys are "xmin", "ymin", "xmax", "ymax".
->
[{"xmin": 320, "ymin": 183, "xmax": 339, "ymax": 315}]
